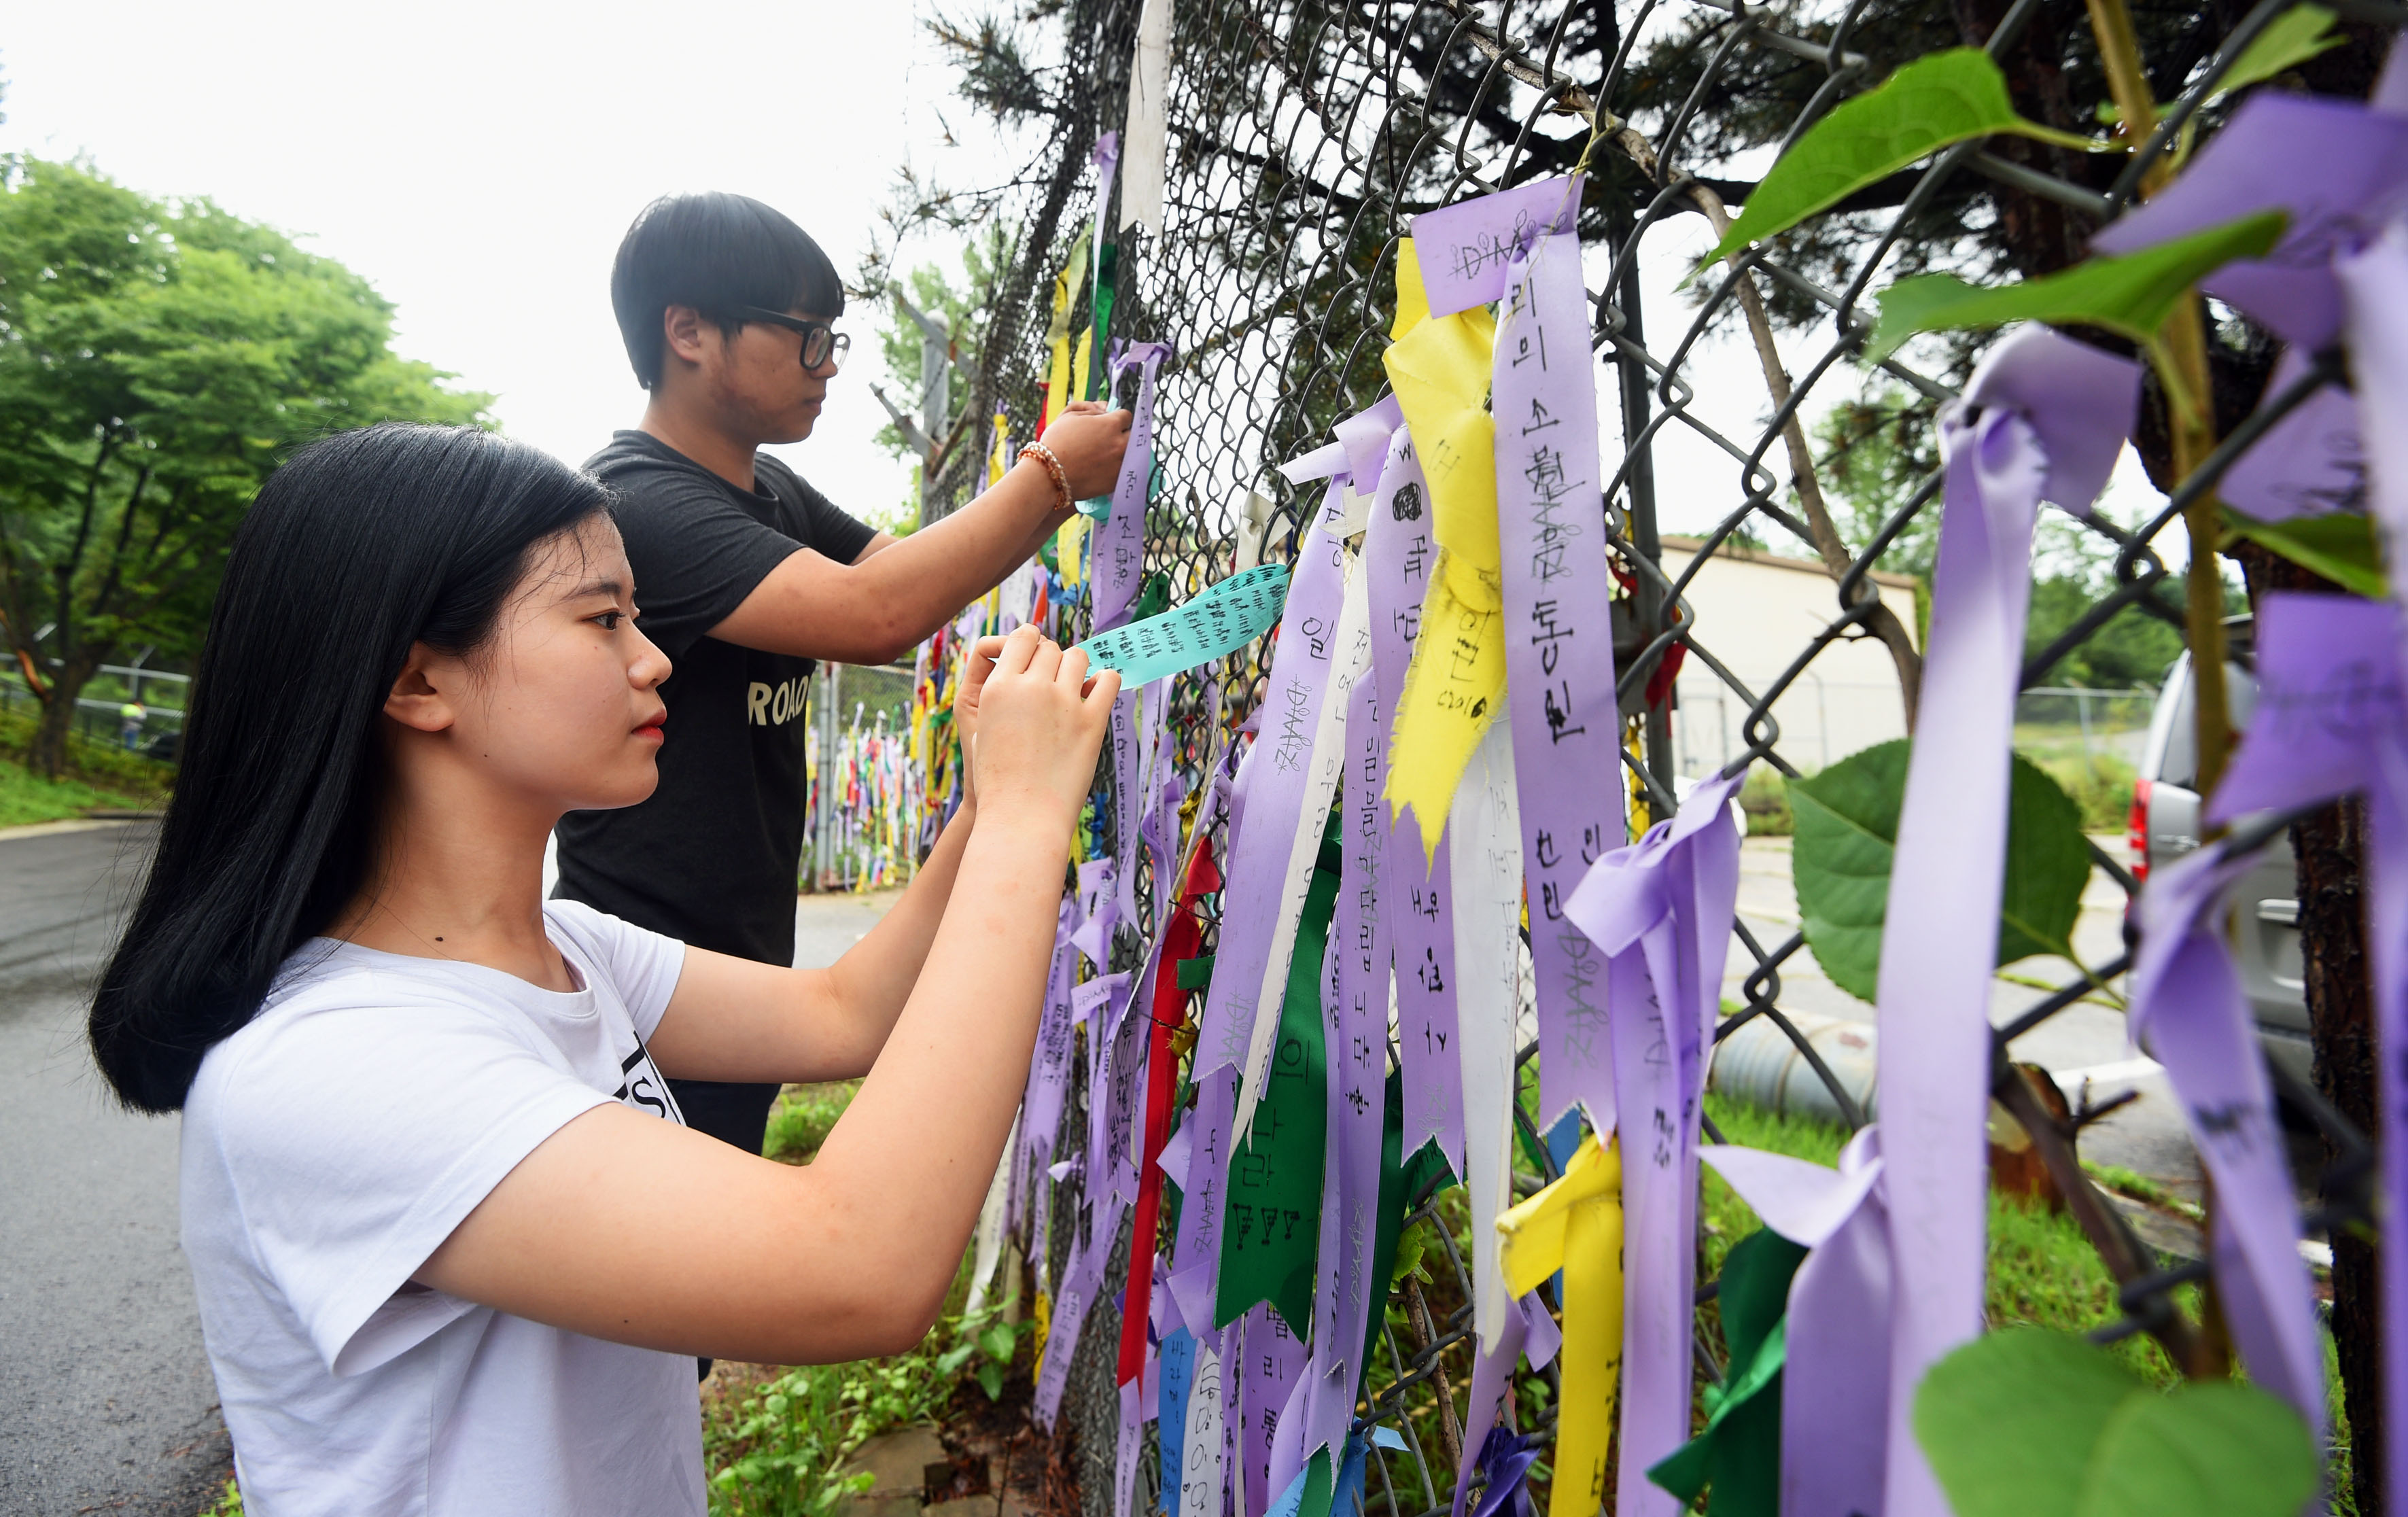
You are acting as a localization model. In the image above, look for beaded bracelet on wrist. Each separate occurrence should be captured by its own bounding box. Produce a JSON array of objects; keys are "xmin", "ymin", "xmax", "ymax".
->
[{"xmin": 1017, "ymin": 442, "xmax": 1073, "ymax": 513}]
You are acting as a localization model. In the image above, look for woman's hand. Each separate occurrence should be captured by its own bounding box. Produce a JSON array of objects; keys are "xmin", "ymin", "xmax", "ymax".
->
[
  {"xmin": 971, "ymin": 625, "xmax": 1118, "ymax": 834},
  {"xmin": 952, "ymin": 634, "xmax": 1010, "ymax": 807},
  {"xmin": 1040, "ymin": 402, "xmax": 1136, "ymax": 500}
]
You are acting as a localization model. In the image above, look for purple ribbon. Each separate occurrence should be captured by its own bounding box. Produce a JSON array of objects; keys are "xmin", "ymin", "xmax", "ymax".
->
[
  {"xmin": 1449, "ymin": 1290, "xmax": 1554, "ymax": 1517},
  {"xmin": 1407, "ymin": 174, "xmax": 1584, "ymax": 318},
  {"xmin": 1174, "ymin": 501, "xmax": 1351, "ymax": 1327},
  {"xmin": 1299, "ymin": 619, "xmax": 1391, "ymax": 1466},
  {"xmin": 1467, "ymin": 1427, "xmax": 1542, "ymax": 1517},
  {"xmin": 1238, "ymin": 1302, "xmax": 1309, "ymax": 1517},
  {"xmin": 2220, "ymin": 344, "xmax": 2365, "ymax": 522},
  {"xmin": 2210, "ymin": 590, "xmax": 2408, "ymax": 1497},
  {"xmin": 1091, "ymin": 971, "xmax": 1145, "ymax": 1207},
  {"xmin": 2128, "ymin": 845, "xmax": 2328, "ymax": 1435},
  {"xmin": 1112, "ymin": 689, "xmax": 1145, "ymax": 931},
  {"xmin": 1036, "ymin": 1191, "xmax": 1129, "ymax": 1427},
  {"xmin": 1367, "ymin": 423, "xmax": 1467, "ymax": 1179},
  {"xmin": 2342, "ymin": 219, "xmax": 2408, "ymax": 557},
  {"xmin": 2092, "ymin": 92, "xmax": 2408, "ymax": 351},
  {"xmin": 1017, "ymin": 901, "xmax": 1081, "ymax": 1242},
  {"xmin": 1168, "ymin": 1064, "xmax": 1242, "ymax": 1332},
  {"xmin": 1192, "ymin": 498, "xmax": 1350, "ymax": 1084},
  {"xmin": 1701, "ymin": 1133, "xmax": 1892, "ymax": 1517},
  {"xmin": 1562, "ymin": 769, "xmax": 1744, "ymax": 1516},
  {"xmin": 1096, "ymin": 341, "xmax": 1174, "ymax": 632},
  {"xmin": 1868, "ymin": 326, "xmax": 2137, "ymax": 1514},
  {"xmin": 1495, "ymin": 228, "xmax": 1622, "ymax": 1137}
]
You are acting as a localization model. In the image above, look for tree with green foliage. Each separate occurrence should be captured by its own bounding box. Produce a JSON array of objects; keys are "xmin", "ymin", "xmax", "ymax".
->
[
  {"xmin": 0, "ymin": 156, "xmax": 491, "ymax": 778},
  {"xmin": 864, "ymin": 222, "xmax": 1015, "ymax": 525}
]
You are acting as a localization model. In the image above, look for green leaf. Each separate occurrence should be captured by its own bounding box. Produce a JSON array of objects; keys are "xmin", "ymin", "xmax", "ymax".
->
[
  {"xmin": 2214, "ymin": 5, "xmax": 2346, "ymax": 101},
  {"xmin": 1787, "ymin": 742, "xmax": 2092, "ymax": 1002},
  {"xmin": 2222, "ymin": 509, "xmax": 2386, "ymax": 599},
  {"xmin": 1862, "ymin": 211, "xmax": 2288, "ymax": 364},
  {"xmin": 1915, "ymin": 1329, "xmax": 2142, "ymax": 1517},
  {"xmin": 1915, "ymin": 1329, "xmax": 2320, "ymax": 1517},
  {"xmin": 1699, "ymin": 49, "xmax": 2102, "ymax": 268},
  {"xmin": 936, "ymin": 1343, "xmax": 977, "ymax": 1376},
  {"xmin": 979, "ymin": 1323, "xmax": 1018, "ymax": 1363},
  {"xmin": 2077, "ymin": 1382, "xmax": 2320, "ymax": 1517},
  {"xmin": 977, "ymin": 1362, "xmax": 1007, "ymax": 1401}
]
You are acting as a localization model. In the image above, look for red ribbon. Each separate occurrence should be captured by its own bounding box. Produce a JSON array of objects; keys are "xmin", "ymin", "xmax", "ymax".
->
[{"xmin": 1115, "ymin": 837, "xmax": 1223, "ymax": 1385}]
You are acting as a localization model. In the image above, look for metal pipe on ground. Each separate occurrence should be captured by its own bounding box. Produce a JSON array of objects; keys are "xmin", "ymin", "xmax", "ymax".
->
[{"xmin": 1709, "ymin": 1008, "xmax": 1879, "ymax": 1128}]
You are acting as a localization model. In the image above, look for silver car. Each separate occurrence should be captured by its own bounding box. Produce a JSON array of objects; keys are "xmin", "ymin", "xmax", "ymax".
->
[{"xmin": 2133, "ymin": 643, "xmax": 2314, "ymax": 1086}]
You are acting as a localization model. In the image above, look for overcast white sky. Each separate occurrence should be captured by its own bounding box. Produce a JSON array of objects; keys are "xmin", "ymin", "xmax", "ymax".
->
[
  {"xmin": 0, "ymin": 0, "xmax": 970, "ymax": 527},
  {"xmin": 1, "ymin": 5, "xmax": 2161, "ymax": 559}
]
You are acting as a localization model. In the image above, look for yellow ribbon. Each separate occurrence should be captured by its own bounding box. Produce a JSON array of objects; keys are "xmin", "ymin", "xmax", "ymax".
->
[
  {"xmin": 1381, "ymin": 237, "xmax": 1505, "ymax": 860},
  {"xmin": 1041, "ymin": 241, "xmax": 1091, "ymax": 433},
  {"xmin": 1495, "ymin": 1134, "xmax": 1624, "ymax": 1517},
  {"xmin": 989, "ymin": 411, "xmax": 1011, "ymax": 489}
]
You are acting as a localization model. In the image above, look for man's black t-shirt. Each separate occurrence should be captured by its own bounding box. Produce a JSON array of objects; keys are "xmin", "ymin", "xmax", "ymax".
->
[{"xmin": 555, "ymin": 432, "xmax": 875, "ymax": 1126}]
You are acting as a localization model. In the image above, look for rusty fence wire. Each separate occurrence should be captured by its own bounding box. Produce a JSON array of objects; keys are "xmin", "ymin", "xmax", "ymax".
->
[{"xmin": 909, "ymin": 1, "xmax": 2400, "ymax": 1512}]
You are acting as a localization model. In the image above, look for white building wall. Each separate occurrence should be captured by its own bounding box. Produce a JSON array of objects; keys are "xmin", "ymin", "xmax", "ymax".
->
[{"xmin": 1655, "ymin": 535, "xmax": 1920, "ymax": 778}]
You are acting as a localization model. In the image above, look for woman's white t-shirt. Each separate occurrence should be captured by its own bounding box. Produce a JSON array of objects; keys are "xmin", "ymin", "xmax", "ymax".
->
[{"xmin": 180, "ymin": 901, "xmax": 705, "ymax": 1516}]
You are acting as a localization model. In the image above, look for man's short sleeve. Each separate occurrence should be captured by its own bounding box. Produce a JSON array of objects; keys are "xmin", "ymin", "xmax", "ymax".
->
[
  {"xmin": 782, "ymin": 470, "xmax": 879, "ymax": 567},
  {"xmin": 600, "ymin": 461, "xmax": 802, "ymax": 661}
]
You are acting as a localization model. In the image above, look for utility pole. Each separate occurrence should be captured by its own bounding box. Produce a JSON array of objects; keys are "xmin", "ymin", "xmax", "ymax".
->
[{"xmin": 869, "ymin": 288, "xmax": 983, "ymax": 529}]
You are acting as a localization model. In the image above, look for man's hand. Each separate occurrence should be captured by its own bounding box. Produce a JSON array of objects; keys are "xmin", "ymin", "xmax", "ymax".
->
[{"xmin": 1043, "ymin": 402, "xmax": 1136, "ymax": 500}]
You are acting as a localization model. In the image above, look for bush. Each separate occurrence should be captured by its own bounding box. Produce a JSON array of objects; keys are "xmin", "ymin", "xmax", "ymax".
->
[
  {"xmin": 0, "ymin": 702, "xmax": 174, "ymax": 801},
  {"xmin": 1739, "ymin": 765, "xmax": 1792, "ymax": 837},
  {"xmin": 2029, "ymin": 750, "xmax": 2137, "ymax": 834}
]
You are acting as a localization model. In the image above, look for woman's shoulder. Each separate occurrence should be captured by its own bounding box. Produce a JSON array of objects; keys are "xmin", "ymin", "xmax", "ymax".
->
[{"xmin": 188, "ymin": 946, "xmax": 538, "ymax": 1137}]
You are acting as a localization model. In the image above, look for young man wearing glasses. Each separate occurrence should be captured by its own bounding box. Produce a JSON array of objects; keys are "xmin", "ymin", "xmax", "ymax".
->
[{"xmin": 557, "ymin": 192, "xmax": 1132, "ymax": 1164}]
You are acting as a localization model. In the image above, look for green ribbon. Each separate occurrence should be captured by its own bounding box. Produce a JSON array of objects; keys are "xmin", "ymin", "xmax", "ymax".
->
[
  {"xmin": 1215, "ymin": 812, "xmax": 1342, "ymax": 1333},
  {"xmin": 1646, "ymin": 1227, "xmax": 1809, "ymax": 1516}
]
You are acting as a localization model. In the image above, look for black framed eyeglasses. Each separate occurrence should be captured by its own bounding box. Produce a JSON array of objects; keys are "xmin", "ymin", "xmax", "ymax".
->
[{"xmin": 741, "ymin": 307, "xmax": 851, "ymax": 372}]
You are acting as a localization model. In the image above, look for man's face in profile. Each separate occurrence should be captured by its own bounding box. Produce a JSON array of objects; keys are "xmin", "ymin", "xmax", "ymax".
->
[{"xmin": 689, "ymin": 305, "xmax": 839, "ymax": 445}]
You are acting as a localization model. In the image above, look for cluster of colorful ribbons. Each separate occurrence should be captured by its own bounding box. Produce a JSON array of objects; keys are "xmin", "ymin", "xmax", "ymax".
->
[
  {"xmin": 805, "ymin": 708, "xmax": 923, "ymax": 891},
  {"xmin": 937, "ymin": 55, "xmax": 2408, "ymax": 1512}
]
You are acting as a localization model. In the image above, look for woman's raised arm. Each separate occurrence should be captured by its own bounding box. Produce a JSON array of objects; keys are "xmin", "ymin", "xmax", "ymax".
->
[{"xmin": 413, "ymin": 629, "xmax": 1116, "ymax": 1363}]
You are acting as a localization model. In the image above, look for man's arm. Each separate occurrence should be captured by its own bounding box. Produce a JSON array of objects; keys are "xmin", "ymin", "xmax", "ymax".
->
[
  {"xmin": 642, "ymin": 794, "xmax": 979, "ymax": 1083},
  {"xmin": 710, "ymin": 405, "xmax": 1129, "ymax": 663}
]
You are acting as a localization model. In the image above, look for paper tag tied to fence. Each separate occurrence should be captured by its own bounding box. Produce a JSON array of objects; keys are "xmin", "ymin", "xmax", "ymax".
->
[{"xmin": 1078, "ymin": 563, "xmax": 1290, "ymax": 688}]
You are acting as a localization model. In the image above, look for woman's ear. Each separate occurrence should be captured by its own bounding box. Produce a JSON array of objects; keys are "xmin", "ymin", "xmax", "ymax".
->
[{"xmin": 383, "ymin": 644, "xmax": 458, "ymax": 734}]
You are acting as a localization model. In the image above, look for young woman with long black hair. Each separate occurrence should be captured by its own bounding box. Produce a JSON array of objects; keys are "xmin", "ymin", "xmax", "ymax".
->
[{"xmin": 88, "ymin": 423, "xmax": 1116, "ymax": 1516}]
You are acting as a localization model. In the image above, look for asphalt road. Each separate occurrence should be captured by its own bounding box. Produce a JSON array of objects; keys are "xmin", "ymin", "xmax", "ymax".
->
[
  {"xmin": 1723, "ymin": 833, "xmax": 2201, "ymax": 1191},
  {"xmin": 0, "ymin": 820, "xmax": 235, "ymax": 1516}
]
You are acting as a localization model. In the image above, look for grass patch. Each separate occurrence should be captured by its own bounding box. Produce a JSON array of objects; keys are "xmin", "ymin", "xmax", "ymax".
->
[
  {"xmin": 763, "ymin": 1083, "xmax": 858, "ymax": 1165},
  {"xmin": 0, "ymin": 763, "xmax": 150, "ymax": 828},
  {"xmin": 1700, "ymin": 1092, "xmax": 2184, "ymax": 1385},
  {"xmin": 703, "ymin": 1248, "xmax": 1024, "ymax": 1517},
  {"xmin": 0, "ymin": 703, "xmax": 171, "ymax": 824},
  {"xmin": 704, "ymin": 1079, "xmax": 1026, "ymax": 1515},
  {"xmin": 2024, "ymin": 749, "xmax": 2136, "ymax": 833}
]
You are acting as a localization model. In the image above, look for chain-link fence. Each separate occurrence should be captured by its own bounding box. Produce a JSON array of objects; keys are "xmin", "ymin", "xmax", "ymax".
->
[{"xmin": 918, "ymin": 1, "xmax": 2396, "ymax": 1512}]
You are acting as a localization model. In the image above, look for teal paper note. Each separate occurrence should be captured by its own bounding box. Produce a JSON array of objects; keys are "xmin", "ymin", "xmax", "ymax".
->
[{"xmin": 1075, "ymin": 563, "xmax": 1290, "ymax": 686}]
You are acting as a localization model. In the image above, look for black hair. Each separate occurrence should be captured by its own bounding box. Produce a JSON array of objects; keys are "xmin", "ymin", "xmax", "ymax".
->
[
  {"xmin": 88, "ymin": 424, "xmax": 612, "ymax": 1113},
  {"xmin": 610, "ymin": 192, "xmax": 847, "ymax": 389}
]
